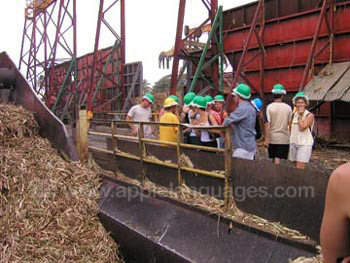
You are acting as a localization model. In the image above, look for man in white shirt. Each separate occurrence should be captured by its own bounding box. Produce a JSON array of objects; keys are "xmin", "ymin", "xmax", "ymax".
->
[
  {"xmin": 126, "ymin": 93, "xmax": 154, "ymax": 138},
  {"xmin": 264, "ymin": 84, "xmax": 292, "ymax": 164}
]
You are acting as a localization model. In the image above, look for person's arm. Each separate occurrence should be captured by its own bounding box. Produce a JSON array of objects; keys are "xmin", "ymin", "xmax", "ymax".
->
[
  {"xmin": 126, "ymin": 115, "xmax": 138, "ymax": 136},
  {"xmin": 173, "ymin": 115, "xmax": 180, "ymax": 134},
  {"xmin": 223, "ymin": 107, "xmax": 246, "ymax": 126},
  {"xmin": 208, "ymin": 114, "xmax": 221, "ymax": 135},
  {"xmin": 126, "ymin": 107, "xmax": 138, "ymax": 136},
  {"xmin": 264, "ymin": 106, "xmax": 271, "ymax": 147},
  {"xmin": 321, "ymin": 163, "xmax": 350, "ymax": 263},
  {"xmin": 298, "ymin": 113, "xmax": 314, "ymax": 131}
]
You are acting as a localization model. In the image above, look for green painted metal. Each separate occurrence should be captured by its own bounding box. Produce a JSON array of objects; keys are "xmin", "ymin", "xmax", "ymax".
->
[
  {"xmin": 189, "ymin": 6, "xmax": 224, "ymax": 94},
  {"xmin": 92, "ymin": 40, "xmax": 120, "ymax": 106},
  {"xmin": 52, "ymin": 57, "xmax": 77, "ymax": 113}
]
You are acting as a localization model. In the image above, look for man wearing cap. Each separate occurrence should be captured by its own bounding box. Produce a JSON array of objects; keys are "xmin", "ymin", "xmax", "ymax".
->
[
  {"xmin": 159, "ymin": 98, "xmax": 180, "ymax": 143},
  {"xmin": 126, "ymin": 93, "xmax": 154, "ymax": 138},
  {"xmin": 223, "ymin": 84, "xmax": 257, "ymax": 160},
  {"xmin": 159, "ymin": 95, "xmax": 180, "ymax": 120},
  {"xmin": 264, "ymin": 84, "xmax": 292, "ymax": 164}
]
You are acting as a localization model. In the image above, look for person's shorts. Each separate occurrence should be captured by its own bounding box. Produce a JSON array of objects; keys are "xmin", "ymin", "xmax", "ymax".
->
[
  {"xmin": 268, "ymin": 144, "xmax": 289, "ymax": 160},
  {"xmin": 187, "ymin": 136, "xmax": 201, "ymax": 146},
  {"xmin": 233, "ymin": 148, "xmax": 256, "ymax": 160},
  {"xmin": 201, "ymin": 140, "xmax": 217, "ymax": 148},
  {"xmin": 289, "ymin": 143, "xmax": 312, "ymax": 163}
]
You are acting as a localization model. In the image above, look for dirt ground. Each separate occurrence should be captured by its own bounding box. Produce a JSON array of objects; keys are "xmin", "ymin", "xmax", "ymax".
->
[{"xmin": 256, "ymin": 143, "xmax": 350, "ymax": 172}]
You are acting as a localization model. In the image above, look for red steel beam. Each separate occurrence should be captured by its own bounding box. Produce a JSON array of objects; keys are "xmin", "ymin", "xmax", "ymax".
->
[
  {"xmin": 223, "ymin": 4, "xmax": 350, "ymax": 54},
  {"xmin": 120, "ymin": 0, "xmax": 125, "ymax": 102},
  {"xmin": 170, "ymin": 0, "xmax": 186, "ymax": 95},
  {"xmin": 299, "ymin": 0, "xmax": 333, "ymax": 90},
  {"xmin": 87, "ymin": 0, "xmax": 104, "ymax": 111},
  {"xmin": 226, "ymin": 0, "xmax": 263, "ymax": 109},
  {"xmin": 209, "ymin": 0, "xmax": 218, "ymax": 96}
]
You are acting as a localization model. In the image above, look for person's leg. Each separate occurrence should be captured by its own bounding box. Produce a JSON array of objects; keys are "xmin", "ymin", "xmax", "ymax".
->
[
  {"xmin": 289, "ymin": 143, "xmax": 297, "ymax": 164},
  {"xmin": 295, "ymin": 161, "xmax": 306, "ymax": 169},
  {"xmin": 273, "ymin": 158, "xmax": 281, "ymax": 164},
  {"xmin": 295, "ymin": 145, "xmax": 312, "ymax": 169},
  {"xmin": 268, "ymin": 144, "xmax": 278, "ymax": 163}
]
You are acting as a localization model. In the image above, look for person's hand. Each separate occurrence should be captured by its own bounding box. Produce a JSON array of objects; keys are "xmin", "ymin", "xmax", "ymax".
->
[
  {"xmin": 340, "ymin": 256, "xmax": 350, "ymax": 263},
  {"xmin": 131, "ymin": 127, "xmax": 138, "ymax": 136},
  {"xmin": 297, "ymin": 106, "xmax": 305, "ymax": 115},
  {"xmin": 264, "ymin": 139, "xmax": 269, "ymax": 148}
]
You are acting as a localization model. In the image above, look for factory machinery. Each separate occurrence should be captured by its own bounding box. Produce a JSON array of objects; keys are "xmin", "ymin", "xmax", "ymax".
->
[{"xmin": 1, "ymin": 0, "xmax": 350, "ymax": 262}]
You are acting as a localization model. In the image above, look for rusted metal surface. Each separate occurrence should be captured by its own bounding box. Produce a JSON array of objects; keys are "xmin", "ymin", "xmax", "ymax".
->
[
  {"xmin": 170, "ymin": 0, "xmax": 186, "ymax": 95},
  {"xmin": 231, "ymin": 158, "xmax": 330, "ymax": 243},
  {"xmin": 222, "ymin": 1, "xmax": 350, "ymax": 93},
  {"xmin": 0, "ymin": 52, "xmax": 79, "ymax": 161},
  {"xmin": 102, "ymin": 139, "xmax": 226, "ymax": 196},
  {"xmin": 0, "ymin": 68, "xmax": 16, "ymax": 87},
  {"xmin": 93, "ymin": 138, "xmax": 330, "ymax": 243},
  {"xmin": 99, "ymin": 176, "xmax": 316, "ymax": 263}
]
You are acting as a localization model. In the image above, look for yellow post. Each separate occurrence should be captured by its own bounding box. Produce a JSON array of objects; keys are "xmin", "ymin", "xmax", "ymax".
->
[
  {"xmin": 138, "ymin": 123, "xmax": 147, "ymax": 185},
  {"xmin": 224, "ymin": 126, "xmax": 233, "ymax": 210},
  {"xmin": 111, "ymin": 121, "xmax": 119, "ymax": 175},
  {"xmin": 76, "ymin": 109, "xmax": 89, "ymax": 161},
  {"xmin": 176, "ymin": 124, "xmax": 184, "ymax": 187}
]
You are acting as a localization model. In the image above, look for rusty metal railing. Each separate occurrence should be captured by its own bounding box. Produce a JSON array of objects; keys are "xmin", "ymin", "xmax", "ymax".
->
[{"xmin": 88, "ymin": 120, "xmax": 233, "ymax": 209}]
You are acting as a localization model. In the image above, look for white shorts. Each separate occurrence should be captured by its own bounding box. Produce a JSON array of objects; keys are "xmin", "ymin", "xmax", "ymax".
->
[
  {"xmin": 289, "ymin": 143, "xmax": 312, "ymax": 163},
  {"xmin": 233, "ymin": 148, "xmax": 256, "ymax": 160}
]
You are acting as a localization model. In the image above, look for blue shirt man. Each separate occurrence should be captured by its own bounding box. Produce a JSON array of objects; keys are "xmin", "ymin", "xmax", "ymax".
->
[{"xmin": 223, "ymin": 84, "xmax": 257, "ymax": 160}]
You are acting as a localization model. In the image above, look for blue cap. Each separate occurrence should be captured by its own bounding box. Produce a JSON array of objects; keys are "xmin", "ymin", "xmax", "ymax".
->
[{"xmin": 252, "ymin": 98, "xmax": 263, "ymax": 112}]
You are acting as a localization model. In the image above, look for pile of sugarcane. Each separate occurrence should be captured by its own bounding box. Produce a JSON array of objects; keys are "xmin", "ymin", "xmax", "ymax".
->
[{"xmin": 0, "ymin": 103, "xmax": 122, "ymax": 262}]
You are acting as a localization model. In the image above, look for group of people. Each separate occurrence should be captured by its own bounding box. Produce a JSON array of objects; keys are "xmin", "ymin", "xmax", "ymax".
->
[
  {"xmin": 264, "ymin": 84, "xmax": 314, "ymax": 169},
  {"xmin": 126, "ymin": 83, "xmax": 314, "ymax": 169}
]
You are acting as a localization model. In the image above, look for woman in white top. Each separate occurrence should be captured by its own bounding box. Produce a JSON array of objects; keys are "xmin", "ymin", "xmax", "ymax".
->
[
  {"xmin": 289, "ymin": 92, "xmax": 315, "ymax": 169},
  {"xmin": 192, "ymin": 96, "xmax": 219, "ymax": 148}
]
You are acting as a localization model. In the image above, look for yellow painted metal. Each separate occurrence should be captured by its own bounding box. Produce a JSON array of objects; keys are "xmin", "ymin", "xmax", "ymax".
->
[
  {"xmin": 176, "ymin": 124, "xmax": 184, "ymax": 186},
  {"xmin": 224, "ymin": 127, "xmax": 233, "ymax": 210},
  {"xmin": 76, "ymin": 109, "xmax": 89, "ymax": 161},
  {"xmin": 88, "ymin": 146, "xmax": 226, "ymax": 180}
]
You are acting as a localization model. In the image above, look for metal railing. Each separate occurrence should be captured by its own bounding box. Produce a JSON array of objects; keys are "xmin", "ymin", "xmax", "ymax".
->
[{"xmin": 88, "ymin": 120, "xmax": 233, "ymax": 208}]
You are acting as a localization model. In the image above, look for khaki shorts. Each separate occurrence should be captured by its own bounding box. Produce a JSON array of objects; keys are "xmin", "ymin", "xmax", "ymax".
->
[
  {"xmin": 289, "ymin": 143, "xmax": 312, "ymax": 163},
  {"xmin": 233, "ymin": 148, "xmax": 256, "ymax": 160}
]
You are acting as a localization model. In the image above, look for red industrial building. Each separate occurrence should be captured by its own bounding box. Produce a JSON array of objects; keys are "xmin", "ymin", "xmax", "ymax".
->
[
  {"xmin": 18, "ymin": 0, "xmax": 350, "ymax": 142},
  {"xmin": 172, "ymin": 0, "xmax": 350, "ymax": 142}
]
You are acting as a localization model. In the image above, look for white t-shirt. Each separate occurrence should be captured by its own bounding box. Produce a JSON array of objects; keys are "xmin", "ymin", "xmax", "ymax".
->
[
  {"xmin": 290, "ymin": 110, "xmax": 314, "ymax": 146},
  {"xmin": 127, "ymin": 104, "xmax": 152, "ymax": 137},
  {"xmin": 266, "ymin": 102, "xmax": 292, "ymax": 144}
]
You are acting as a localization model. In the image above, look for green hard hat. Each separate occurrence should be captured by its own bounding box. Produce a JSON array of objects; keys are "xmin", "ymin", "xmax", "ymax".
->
[
  {"xmin": 184, "ymin": 92, "xmax": 196, "ymax": 106},
  {"xmin": 193, "ymin": 96, "xmax": 207, "ymax": 109},
  {"xmin": 204, "ymin": 95, "xmax": 214, "ymax": 106},
  {"xmin": 168, "ymin": 95, "xmax": 179, "ymax": 104},
  {"xmin": 272, "ymin": 84, "xmax": 287, "ymax": 95},
  {"xmin": 214, "ymin": 95, "xmax": 225, "ymax": 102},
  {"xmin": 143, "ymin": 93, "xmax": 154, "ymax": 104},
  {"xmin": 233, "ymin": 84, "xmax": 251, "ymax": 99},
  {"xmin": 293, "ymin": 92, "xmax": 309, "ymax": 105}
]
